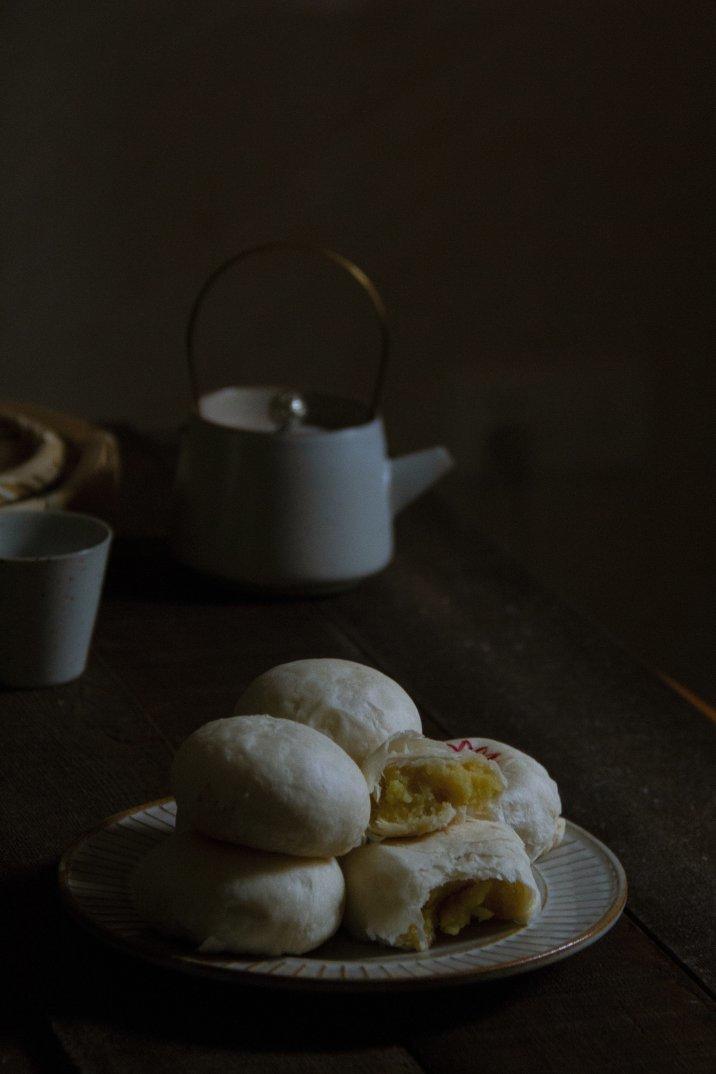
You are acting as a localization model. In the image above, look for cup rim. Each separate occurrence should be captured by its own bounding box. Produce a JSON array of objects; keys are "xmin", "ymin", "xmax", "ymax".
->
[{"xmin": 0, "ymin": 509, "xmax": 113, "ymax": 563}]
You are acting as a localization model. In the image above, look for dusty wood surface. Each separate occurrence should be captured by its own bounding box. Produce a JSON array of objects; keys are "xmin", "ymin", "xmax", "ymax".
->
[{"xmin": 0, "ymin": 430, "xmax": 713, "ymax": 1072}]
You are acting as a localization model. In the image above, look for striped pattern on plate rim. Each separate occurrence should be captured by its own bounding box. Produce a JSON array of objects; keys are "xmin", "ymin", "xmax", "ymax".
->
[{"xmin": 58, "ymin": 799, "xmax": 627, "ymax": 988}]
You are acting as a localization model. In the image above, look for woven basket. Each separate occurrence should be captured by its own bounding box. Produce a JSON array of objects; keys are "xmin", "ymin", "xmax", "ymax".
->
[{"xmin": 0, "ymin": 402, "xmax": 120, "ymax": 520}]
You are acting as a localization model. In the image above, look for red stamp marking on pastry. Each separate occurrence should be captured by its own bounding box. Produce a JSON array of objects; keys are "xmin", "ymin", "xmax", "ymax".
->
[{"xmin": 447, "ymin": 740, "xmax": 501, "ymax": 761}]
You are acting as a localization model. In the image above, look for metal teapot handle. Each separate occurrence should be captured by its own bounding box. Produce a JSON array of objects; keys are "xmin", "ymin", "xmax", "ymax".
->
[{"xmin": 185, "ymin": 241, "xmax": 390, "ymax": 418}]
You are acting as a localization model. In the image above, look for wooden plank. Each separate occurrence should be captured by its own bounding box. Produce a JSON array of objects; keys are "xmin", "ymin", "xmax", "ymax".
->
[
  {"xmin": 0, "ymin": 1039, "xmax": 63, "ymax": 1074},
  {"xmin": 46, "ymin": 907, "xmax": 712, "ymax": 1074},
  {"xmin": 0, "ymin": 658, "xmax": 173, "ymax": 1073},
  {"xmin": 94, "ymin": 509, "xmax": 451, "ymax": 749},
  {"xmin": 404, "ymin": 917, "xmax": 714, "ymax": 1074},
  {"xmin": 660, "ymin": 673, "xmax": 716, "ymax": 722},
  {"xmin": 93, "ymin": 585, "xmax": 375, "ymax": 748},
  {"xmin": 54, "ymin": 1017, "xmax": 423, "ymax": 1074},
  {"xmin": 319, "ymin": 499, "xmax": 716, "ymax": 992},
  {"xmin": 0, "ymin": 658, "xmax": 171, "ymax": 871}
]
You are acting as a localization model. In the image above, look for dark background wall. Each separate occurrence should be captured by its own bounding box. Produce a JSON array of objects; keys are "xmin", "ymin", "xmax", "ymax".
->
[{"xmin": 2, "ymin": 2, "xmax": 713, "ymax": 698}]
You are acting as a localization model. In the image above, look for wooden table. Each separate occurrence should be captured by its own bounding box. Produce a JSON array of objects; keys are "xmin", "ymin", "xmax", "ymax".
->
[{"xmin": 2, "ymin": 432, "xmax": 714, "ymax": 1073}]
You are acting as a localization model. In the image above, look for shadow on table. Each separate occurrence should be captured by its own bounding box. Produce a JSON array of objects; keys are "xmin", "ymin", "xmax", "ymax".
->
[{"xmin": 105, "ymin": 538, "xmax": 342, "ymax": 606}]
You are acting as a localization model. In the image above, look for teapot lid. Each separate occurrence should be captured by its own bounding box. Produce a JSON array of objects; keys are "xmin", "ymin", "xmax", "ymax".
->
[
  {"xmin": 197, "ymin": 386, "xmax": 373, "ymax": 435},
  {"xmin": 185, "ymin": 242, "xmax": 389, "ymax": 425}
]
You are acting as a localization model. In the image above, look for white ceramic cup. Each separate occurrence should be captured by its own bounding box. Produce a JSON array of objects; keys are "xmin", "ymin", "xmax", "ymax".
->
[{"xmin": 0, "ymin": 510, "xmax": 112, "ymax": 687}]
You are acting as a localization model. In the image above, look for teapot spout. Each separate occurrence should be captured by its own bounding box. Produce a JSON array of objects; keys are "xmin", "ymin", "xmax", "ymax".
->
[{"xmin": 389, "ymin": 445, "xmax": 454, "ymax": 516}]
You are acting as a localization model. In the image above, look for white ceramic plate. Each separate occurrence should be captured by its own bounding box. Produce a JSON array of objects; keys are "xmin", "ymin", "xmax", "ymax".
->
[{"xmin": 58, "ymin": 798, "xmax": 627, "ymax": 990}]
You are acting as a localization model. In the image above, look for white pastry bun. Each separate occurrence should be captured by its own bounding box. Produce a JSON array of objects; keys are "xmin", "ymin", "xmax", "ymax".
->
[
  {"xmin": 234, "ymin": 658, "xmax": 421, "ymax": 765},
  {"xmin": 172, "ymin": 714, "xmax": 370, "ymax": 858},
  {"xmin": 362, "ymin": 731, "xmax": 506, "ymax": 841},
  {"xmin": 446, "ymin": 737, "xmax": 563, "ymax": 860},
  {"xmin": 342, "ymin": 819, "xmax": 540, "ymax": 952},
  {"xmin": 131, "ymin": 830, "xmax": 345, "ymax": 957}
]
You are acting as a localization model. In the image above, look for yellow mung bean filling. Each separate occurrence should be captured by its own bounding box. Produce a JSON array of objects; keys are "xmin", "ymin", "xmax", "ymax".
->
[
  {"xmin": 375, "ymin": 758, "xmax": 503, "ymax": 827},
  {"xmin": 398, "ymin": 878, "xmax": 534, "ymax": 950}
]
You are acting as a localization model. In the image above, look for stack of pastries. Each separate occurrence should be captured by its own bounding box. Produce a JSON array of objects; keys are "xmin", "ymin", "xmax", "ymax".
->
[{"xmin": 131, "ymin": 659, "xmax": 563, "ymax": 956}]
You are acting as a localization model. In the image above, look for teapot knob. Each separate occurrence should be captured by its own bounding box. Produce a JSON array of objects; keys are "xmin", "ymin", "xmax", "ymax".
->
[{"xmin": 269, "ymin": 390, "xmax": 308, "ymax": 432}]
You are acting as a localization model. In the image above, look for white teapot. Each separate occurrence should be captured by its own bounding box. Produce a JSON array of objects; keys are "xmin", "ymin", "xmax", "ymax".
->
[{"xmin": 172, "ymin": 244, "xmax": 453, "ymax": 593}]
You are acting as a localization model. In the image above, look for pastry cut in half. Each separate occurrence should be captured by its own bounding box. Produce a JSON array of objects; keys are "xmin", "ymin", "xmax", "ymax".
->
[
  {"xmin": 234, "ymin": 658, "xmax": 421, "ymax": 765},
  {"xmin": 342, "ymin": 819, "xmax": 540, "ymax": 952},
  {"xmin": 445, "ymin": 737, "xmax": 563, "ymax": 860},
  {"xmin": 362, "ymin": 731, "xmax": 506, "ymax": 841},
  {"xmin": 172, "ymin": 714, "xmax": 370, "ymax": 858},
  {"xmin": 131, "ymin": 831, "xmax": 345, "ymax": 957}
]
